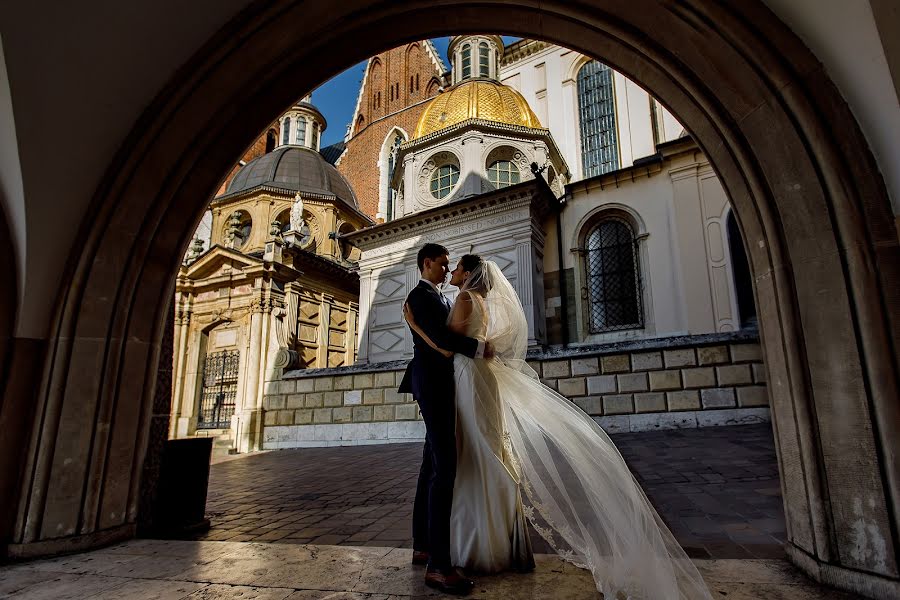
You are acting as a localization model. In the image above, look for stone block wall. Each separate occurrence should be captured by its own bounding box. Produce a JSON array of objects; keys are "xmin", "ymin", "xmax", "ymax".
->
[{"xmin": 263, "ymin": 332, "xmax": 768, "ymax": 449}]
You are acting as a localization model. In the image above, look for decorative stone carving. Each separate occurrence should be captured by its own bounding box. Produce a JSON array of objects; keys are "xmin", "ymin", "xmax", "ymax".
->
[
  {"xmin": 183, "ymin": 237, "xmax": 205, "ymax": 265},
  {"xmin": 290, "ymin": 192, "xmax": 305, "ymax": 231}
]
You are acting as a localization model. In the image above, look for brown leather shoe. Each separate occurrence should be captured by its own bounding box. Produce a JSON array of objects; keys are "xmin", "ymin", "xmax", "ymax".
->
[
  {"xmin": 424, "ymin": 567, "xmax": 475, "ymax": 595},
  {"xmin": 412, "ymin": 550, "xmax": 429, "ymax": 566}
]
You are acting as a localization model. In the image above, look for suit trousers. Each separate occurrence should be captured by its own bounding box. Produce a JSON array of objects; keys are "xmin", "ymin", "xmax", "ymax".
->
[{"xmin": 411, "ymin": 361, "xmax": 457, "ymax": 569}]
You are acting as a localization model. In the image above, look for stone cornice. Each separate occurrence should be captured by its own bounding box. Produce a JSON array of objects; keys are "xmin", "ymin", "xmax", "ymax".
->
[
  {"xmin": 500, "ymin": 39, "xmax": 550, "ymax": 66},
  {"xmin": 402, "ymin": 118, "xmax": 552, "ymax": 152},
  {"xmin": 212, "ymin": 184, "xmax": 373, "ymax": 225},
  {"xmin": 343, "ymin": 180, "xmax": 555, "ymax": 251}
]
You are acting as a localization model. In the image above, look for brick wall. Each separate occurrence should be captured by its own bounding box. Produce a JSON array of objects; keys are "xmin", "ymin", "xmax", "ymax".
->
[
  {"xmin": 216, "ymin": 125, "xmax": 279, "ymax": 196},
  {"xmin": 337, "ymin": 43, "xmax": 445, "ymax": 219},
  {"xmin": 262, "ymin": 333, "xmax": 768, "ymax": 449}
]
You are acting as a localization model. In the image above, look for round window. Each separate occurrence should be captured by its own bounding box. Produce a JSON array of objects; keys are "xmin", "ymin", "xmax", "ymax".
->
[
  {"xmin": 429, "ymin": 164, "xmax": 460, "ymax": 199},
  {"xmin": 487, "ymin": 160, "xmax": 520, "ymax": 189}
]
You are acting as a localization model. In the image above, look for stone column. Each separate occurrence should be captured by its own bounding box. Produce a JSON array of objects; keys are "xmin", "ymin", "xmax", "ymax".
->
[
  {"xmin": 515, "ymin": 241, "xmax": 539, "ymax": 346},
  {"xmin": 169, "ymin": 300, "xmax": 191, "ymax": 438},
  {"xmin": 317, "ymin": 294, "xmax": 332, "ymax": 368},
  {"xmin": 346, "ymin": 301, "xmax": 358, "ymax": 365},
  {"xmin": 356, "ymin": 270, "xmax": 373, "ymax": 364},
  {"xmin": 237, "ymin": 300, "xmax": 264, "ymax": 453},
  {"xmin": 174, "ymin": 327, "xmax": 203, "ymax": 438}
]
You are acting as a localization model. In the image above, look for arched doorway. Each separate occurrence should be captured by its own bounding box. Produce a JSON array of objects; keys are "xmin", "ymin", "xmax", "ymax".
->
[{"xmin": 5, "ymin": 2, "xmax": 897, "ymax": 597}]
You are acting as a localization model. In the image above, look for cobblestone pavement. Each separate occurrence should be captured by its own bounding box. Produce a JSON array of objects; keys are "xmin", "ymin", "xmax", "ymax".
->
[{"xmin": 187, "ymin": 424, "xmax": 785, "ymax": 560}]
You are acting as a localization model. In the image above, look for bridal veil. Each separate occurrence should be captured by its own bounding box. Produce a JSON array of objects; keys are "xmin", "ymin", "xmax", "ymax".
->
[{"xmin": 461, "ymin": 261, "xmax": 712, "ymax": 600}]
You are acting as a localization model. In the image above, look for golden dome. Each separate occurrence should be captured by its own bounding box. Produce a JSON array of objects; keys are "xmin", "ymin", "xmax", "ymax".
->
[{"xmin": 413, "ymin": 79, "xmax": 542, "ymax": 139}]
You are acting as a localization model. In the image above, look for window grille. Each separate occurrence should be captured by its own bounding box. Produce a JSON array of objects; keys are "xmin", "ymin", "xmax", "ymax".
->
[
  {"xmin": 461, "ymin": 44, "xmax": 472, "ymax": 80},
  {"xmin": 583, "ymin": 217, "xmax": 643, "ymax": 332},
  {"xmin": 198, "ymin": 350, "xmax": 239, "ymax": 429},
  {"xmin": 430, "ymin": 164, "xmax": 459, "ymax": 199},
  {"xmin": 281, "ymin": 118, "xmax": 291, "ymax": 146},
  {"xmin": 487, "ymin": 160, "xmax": 520, "ymax": 189},
  {"xmin": 295, "ymin": 118, "xmax": 307, "ymax": 146},
  {"xmin": 577, "ymin": 60, "xmax": 619, "ymax": 177},
  {"xmin": 479, "ymin": 42, "xmax": 490, "ymax": 77}
]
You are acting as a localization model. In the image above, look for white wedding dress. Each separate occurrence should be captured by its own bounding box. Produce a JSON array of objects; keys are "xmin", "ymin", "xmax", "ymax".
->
[{"xmin": 445, "ymin": 262, "xmax": 713, "ymax": 600}]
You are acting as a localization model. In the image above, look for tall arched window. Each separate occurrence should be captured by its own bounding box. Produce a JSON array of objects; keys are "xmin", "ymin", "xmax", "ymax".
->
[
  {"xmin": 311, "ymin": 123, "xmax": 319, "ymax": 150},
  {"xmin": 281, "ymin": 117, "xmax": 291, "ymax": 145},
  {"xmin": 478, "ymin": 42, "xmax": 490, "ymax": 77},
  {"xmin": 265, "ymin": 129, "xmax": 276, "ymax": 153},
  {"xmin": 295, "ymin": 118, "xmax": 307, "ymax": 146},
  {"xmin": 577, "ymin": 60, "xmax": 619, "ymax": 177},
  {"xmin": 461, "ymin": 44, "xmax": 472, "ymax": 80},
  {"xmin": 583, "ymin": 216, "xmax": 642, "ymax": 332},
  {"xmin": 387, "ymin": 134, "xmax": 404, "ymax": 221}
]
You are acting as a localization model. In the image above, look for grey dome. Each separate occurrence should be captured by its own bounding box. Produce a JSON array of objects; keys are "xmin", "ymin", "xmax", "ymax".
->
[{"xmin": 225, "ymin": 146, "xmax": 357, "ymax": 206}]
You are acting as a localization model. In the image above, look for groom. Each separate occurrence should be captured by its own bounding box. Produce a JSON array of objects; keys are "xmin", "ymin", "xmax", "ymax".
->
[{"xmin": 399, "ymin": 243, "xmax": 485, "ymax": 595}]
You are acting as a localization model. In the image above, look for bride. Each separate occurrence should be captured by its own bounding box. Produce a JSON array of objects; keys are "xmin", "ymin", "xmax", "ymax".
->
[{"xmin": 403, "ymin": 254, "xmax": 712, "ymax": 599}]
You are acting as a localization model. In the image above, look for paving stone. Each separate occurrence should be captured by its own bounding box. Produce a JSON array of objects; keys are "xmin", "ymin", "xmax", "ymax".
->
[{"xmin": 601, "ymin": 354, "xmax": 631, "ymax": 373}]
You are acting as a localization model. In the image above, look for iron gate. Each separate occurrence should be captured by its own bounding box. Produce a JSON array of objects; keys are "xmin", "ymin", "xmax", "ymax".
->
[{"xmin": 198, "ymin": 350, "xmax": 239, "ymax": 429}]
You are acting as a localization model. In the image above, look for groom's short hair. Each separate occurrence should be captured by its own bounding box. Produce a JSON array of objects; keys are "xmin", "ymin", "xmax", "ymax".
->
[{"xmin": 417, "ymin": 243, "xmax": 449, "ymax": 272}]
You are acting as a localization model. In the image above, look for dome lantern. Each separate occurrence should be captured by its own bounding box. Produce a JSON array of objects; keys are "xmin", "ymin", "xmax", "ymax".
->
[
  {"xmin": 278, "ymin": 94, "xmax": 327, "ymax": 151},
  {"xmin": 448, "ymin": 35, "xmax": 504, "ymax": 84}
]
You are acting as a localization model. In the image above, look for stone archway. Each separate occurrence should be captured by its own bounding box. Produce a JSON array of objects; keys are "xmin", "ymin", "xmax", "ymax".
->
[{"xmin": 4, "ymin": 1, "xmax": 898, "ymax": 597}]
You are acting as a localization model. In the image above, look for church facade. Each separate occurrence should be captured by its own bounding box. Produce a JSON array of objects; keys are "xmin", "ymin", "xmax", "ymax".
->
[
  {"xmin": 171, "ymin": 98, "xmax": 372, "ymax": 452},
  {"xmin": 175, "ymin": 37, "xmax": 763, "ymax": 452}
]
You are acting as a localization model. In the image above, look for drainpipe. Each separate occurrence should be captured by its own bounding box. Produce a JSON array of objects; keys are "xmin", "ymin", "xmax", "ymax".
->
[{"xmin": 531, "ymin": 163, "xmax": 569, "ymax": 348}]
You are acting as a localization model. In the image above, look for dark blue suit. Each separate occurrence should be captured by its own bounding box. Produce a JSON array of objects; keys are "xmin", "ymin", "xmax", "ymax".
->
[{"xmin": 399, "ymin": 280, "xmax": 479, "ymax": 569}]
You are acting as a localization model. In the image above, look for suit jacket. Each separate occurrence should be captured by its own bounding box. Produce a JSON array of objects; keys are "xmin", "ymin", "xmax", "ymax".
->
[{"xmin": 398, "ymin": 280, "xmax": 480, "ymax": 394}]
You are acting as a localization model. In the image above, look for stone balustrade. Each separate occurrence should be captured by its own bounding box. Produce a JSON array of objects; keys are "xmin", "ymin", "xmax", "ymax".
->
[{"xmin": 262, "ymin": 332, "xmax": 768, "ymax": 449}]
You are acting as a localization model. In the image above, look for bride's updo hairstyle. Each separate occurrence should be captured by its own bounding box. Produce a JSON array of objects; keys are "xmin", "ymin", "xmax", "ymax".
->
[{"xmin": 460, "ymin": 254, "xmax": 492, "ymax": 296}]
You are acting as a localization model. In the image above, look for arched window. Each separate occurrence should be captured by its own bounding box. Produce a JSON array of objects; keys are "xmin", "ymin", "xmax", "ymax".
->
[
  {"xmin": 265, "ymin": 129, "xmax": 276, "ymax": 153},
  {"xmin": 430, "ymin": 164, "xmax": 459, "ymax": 199},
  {"xmin": 387, "ymin": 133, "xmax": 404, "ymax": 220},
  {"xmin": 310, "ymin": 123, "xmax": 319, "ymax": 150},
  {"xmin": 281, "ymin": 117, "xmax": 291, "ymax": 145},
  {"xmin": 461, "ymin": 44, "xmax": 472, "ymax": 80},
  {"xmin": 295, "ymin": 118, "xmax": 307, "ymax": 146},
  {"xmin": 478, "ymin": 42, "xmax": 490, "ymax": 77},
  {"xmin": 487, "ymin": 160, "xmax": 520, "ymax": 189},
  {"xmin": 577, "ymin": 60, "xmax": 619, "ymax": 177},
  {"xmin": 583, "ymin": 216, "xmax": 642, "ymax": 332}
]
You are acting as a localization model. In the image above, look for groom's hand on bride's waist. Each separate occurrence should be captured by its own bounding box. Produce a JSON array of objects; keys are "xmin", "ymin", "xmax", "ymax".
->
[{"xmin": 483, "ymin": 341, "xmax": 494, "ymax": 359}]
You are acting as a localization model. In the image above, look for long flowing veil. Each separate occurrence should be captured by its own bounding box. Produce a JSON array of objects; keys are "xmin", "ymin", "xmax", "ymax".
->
[{"xmin": 462, "ymin": 261, "xmax": 712, "ymax": 600}]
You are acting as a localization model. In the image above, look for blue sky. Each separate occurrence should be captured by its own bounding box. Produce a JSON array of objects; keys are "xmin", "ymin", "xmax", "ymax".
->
[{"xmin": 313, "ymin": 37, "xmax": 518, "ymax": 147}]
